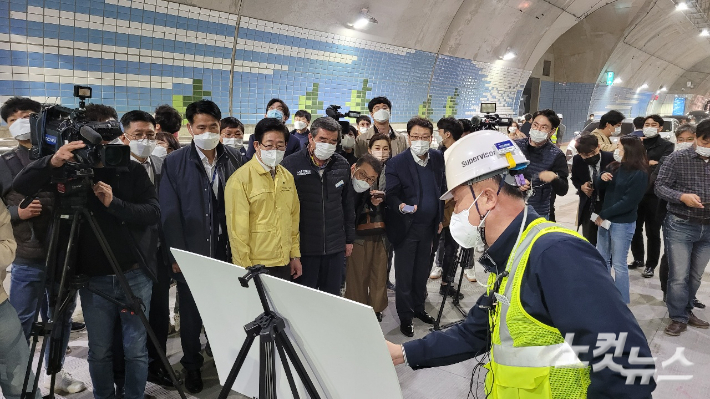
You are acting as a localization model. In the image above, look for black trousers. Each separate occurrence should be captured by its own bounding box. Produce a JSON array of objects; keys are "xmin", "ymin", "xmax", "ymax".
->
[
  {"xmin": 298, "ymin": 252, "xmax": 345, "ymax": 296},
  {"xmin": 147, "ymin": 252, "xmax": 171, "ymax": 369},
  {"xmin": 436, "ymin": 227, "xmax": 459, "ymax": 284},
  {"xmin": 631, "ymin": 195, "xmax": 662, "ymax": 269},
  {"xmin": 580, "ymin": 216, "xmax": 599, "ymax": 247},
  {"xmin": 549, "ymin": 192, "xmax": 557, "ymax": 222},
  {"xmin": 394, "ymin": 223, "xmax": 435, "ymax": 322}
]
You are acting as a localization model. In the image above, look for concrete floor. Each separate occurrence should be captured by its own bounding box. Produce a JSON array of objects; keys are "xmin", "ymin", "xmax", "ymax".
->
[{"xmin": 2, "ymin": 186, "xmax": 709, "ymax": 398}]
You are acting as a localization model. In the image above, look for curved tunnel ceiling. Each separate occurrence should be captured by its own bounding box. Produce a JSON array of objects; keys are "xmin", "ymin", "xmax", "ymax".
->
[{"xmin": 171, "ymin": 0, "xmax": 710, "ymax": 96}]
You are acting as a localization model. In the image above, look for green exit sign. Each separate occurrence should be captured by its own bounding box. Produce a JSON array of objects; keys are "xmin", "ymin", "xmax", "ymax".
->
[{"xmin": 606, "ymin": 71, "xmax": 615, "ymax": 86}]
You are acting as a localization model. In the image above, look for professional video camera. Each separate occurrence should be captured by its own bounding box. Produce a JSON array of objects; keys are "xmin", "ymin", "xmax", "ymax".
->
[
  {"xmin": 325, "ymin": 104, "xmax": 361, "ymax": 134},
  {"xmin": 28, "ymin": 85, "xmax": 129, "ymax": 170},
  {"xmin": 471, "ymin": 103, "xmax": 513, "ymax": 131}
]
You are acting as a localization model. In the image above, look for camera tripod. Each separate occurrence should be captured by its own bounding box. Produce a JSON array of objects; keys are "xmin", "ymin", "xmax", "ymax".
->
[
  {"xmin": 431, "ymin": 247, "xmax": 472, "ymax": 331},
  {"xmin": 20, "ymin": 176, "xmax": 187, "ymax": 399},
  {"xmin": 217, "ymin": 265, "xmax": 321, "ymax": 399}
]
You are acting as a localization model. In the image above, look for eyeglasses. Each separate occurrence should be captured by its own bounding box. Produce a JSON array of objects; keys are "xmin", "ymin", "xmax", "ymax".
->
[
  {"xmin": 409, "ymin": 135, "xmax": 431, "ymax": 141},
  {"xmin": 531, "ymin": 122, "xmax": 552, "ymax": 133},
  {"xmin": 128, "ymin": 132, "xmax": 157, "ymax": 140},
  {"xmin": 354, "ymin": 168, "xmax": 377, "ymax": 185},
  {"xmin": 259, "ymin": 143, "xmax": 286, "ymax": 151}
]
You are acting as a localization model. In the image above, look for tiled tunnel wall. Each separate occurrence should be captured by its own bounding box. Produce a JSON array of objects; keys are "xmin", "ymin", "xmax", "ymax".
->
[
  {"xmin": 0, "ymin": 0, "xmax": 531, "ymax": 125},
  {"xmin": 538, "ymin": 80, "xmax": 596, "ymax": 137}
]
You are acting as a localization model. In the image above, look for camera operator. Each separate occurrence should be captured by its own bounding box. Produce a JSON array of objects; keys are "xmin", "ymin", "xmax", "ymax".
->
[
  {"xmin": 12, "ymin": 125, "xmax": 160, "ymax": 399},
  {"xmin": 0, "ymin": 97, "xmax": 87, "ymax": 393}
]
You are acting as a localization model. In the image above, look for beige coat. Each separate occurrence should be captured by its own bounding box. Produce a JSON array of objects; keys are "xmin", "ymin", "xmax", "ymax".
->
[
  {"xmin": 0, "ymin": 201, "xmax": 17, "ymax": 304},
  {"xmin": 354, "ymin": 125, "xmax": 409, "ymax": 158},
  {"xmin": 591, "ymin": 128, "xmax": 619, "ymax": 152}
]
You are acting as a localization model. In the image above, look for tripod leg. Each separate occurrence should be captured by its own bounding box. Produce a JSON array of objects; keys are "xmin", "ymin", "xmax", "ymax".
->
[
  {"xmin": 275, "ymin": 328, "xmax": 321, "ymax": 399},
  {"xmin": 453, "ymin": 249, "xmax": 469, "ymax": 317},
  {"xmin": 83, "ymin": 211, "xmax": 188, "ymax": 399},
  {"xmin": 217, "ymin": 330, "xmax": 258, "ymax": 399},
  {"xmin": 275, "ymin": 338, "xmax": 301, "ymax": 399},
  {"xmin": 260, "ymin": 333, "xmax": 277, "ymax": 399}
]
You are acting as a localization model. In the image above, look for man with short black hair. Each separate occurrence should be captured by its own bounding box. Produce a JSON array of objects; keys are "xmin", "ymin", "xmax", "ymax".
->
[
  {"xmin": 632, "ymin": 116, "xmax": 645, "ymax": 138},
  {"xmin": 515, "ymin": 109, "xmax": 569, "ymax": 220},
  {"xmin": 154, "ymin": 104, "xmax": 182, "ymax": 138},
  {"xmin": 585, "ymin": 113, "xmax": 595, "ymax": 128},
  {"xmin": 160, "ymin": 99, "xmax": 244, "ymax": 393},
  {"xmin": 84, "ymin": 103, "xmax": 118, "ymax": 123},
  {"xmin": 292, "ymin": 109, "xmax": 312, "ymax": 148},
  {"xmin": 592, "ymin": 110, "xmax": 624, "ymax": 151},
  {"xmin": 245, "ymin": 98, "xmax": 301, "ymax": 160},
  {"xmin": 633, "ymin": 115, "xmax": 674, "ymax": 277},
  {"xmin": 354, "ymin": 96, "xmax": 408, "ymax": 157},
  {"xmin": 226, "ymin": 118, "xmax": 302, "ymax": 280},
  {"xmin": 571, "ymin": 134, "xmax": 614, "ymax": 245},
  {"xmin": 436, "ymin": 117, "xmax": 463, "ymax": 150},
  {"xmin": 0, "ymin": 97, "xmax": 88, "ymax": 393},
  {"xmin": 282, "ymin": 117, "xmax": 355, "ymax": 295},
  {"xmin": 219, "ymin": 117, "xmax": 246, "ymax": 156},
  {"xmin": 458, "ymin": 118, "xmax": 474, "ymax": 137},
  {"xmin": 386, "ymin": 116, "xmax": 445, "ymax": 337},
  {"xmin": 656, "ymin": 119, "xmax": 710, "ymax": 336},
  {"xmin": 356, "ymin": 115, "xmax": 372, "ymax": 135},
  {"xmin": 520, "ymin": 113, "xmax": 533, "ymax": 135}
]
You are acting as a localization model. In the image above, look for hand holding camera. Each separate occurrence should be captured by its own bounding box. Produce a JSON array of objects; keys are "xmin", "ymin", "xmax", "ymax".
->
[{"xmin": 50, "ymin": 141, "xmax": 86, "ymax": 168}]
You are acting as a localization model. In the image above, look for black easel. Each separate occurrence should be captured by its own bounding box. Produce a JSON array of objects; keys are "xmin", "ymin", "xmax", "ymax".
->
[
  {"xmin": 217, "ymin": 265, "xmax": 321, "ymax": 399},
  {"xmin": 20, "ymin": 176, "xmax": 187, "ymax": 399},
  {"xmin": 431, "ymin": 247, "xmax": 471, "ymax": 331}
]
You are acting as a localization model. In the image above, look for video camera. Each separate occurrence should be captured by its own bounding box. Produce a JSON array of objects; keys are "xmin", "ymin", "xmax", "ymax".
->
[
  {"xmin": 325, "ymin": 105, "xmax": 361, "ymax": 134},
  {"xmin": 471, "ymin": 103, "xmax": 513, "ymax": 131},
  {"xmin": 29, "ymin": 85, "xmax": 130, "ymax": 169}
]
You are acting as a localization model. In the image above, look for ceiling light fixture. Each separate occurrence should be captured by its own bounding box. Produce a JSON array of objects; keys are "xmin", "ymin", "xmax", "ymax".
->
[
  {"xmin": 613, "ymin": 77, "xmax": 622, "ymax": 84},
  {"xmin": 676, "ymin": 2, "xmax": 689, "ymax": 11},
  {"xmin": 350, "ymin": 8, "xmax": 378, "ymax": 30},
  {"xmin": 660, "ymin": 87, "xmax": 668, "ymax": 92},
  {"xmin": 702, "ymin": 29, "xmax": 710, "ymax": 37},
  {"xmin": 502, "ymin": 51, "xmax": 516, "ymax": 61}
]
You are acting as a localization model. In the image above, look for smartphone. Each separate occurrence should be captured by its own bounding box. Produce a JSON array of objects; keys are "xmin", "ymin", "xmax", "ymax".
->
[{"xmin": 402, "ymin": 204, "xmax": 416, "ymax": 214}]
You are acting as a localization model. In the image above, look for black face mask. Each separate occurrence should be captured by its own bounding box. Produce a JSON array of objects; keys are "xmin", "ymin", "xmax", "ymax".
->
[{"xmin": 584, "ymin": 153, "xmax": 601, "ymax": 166}]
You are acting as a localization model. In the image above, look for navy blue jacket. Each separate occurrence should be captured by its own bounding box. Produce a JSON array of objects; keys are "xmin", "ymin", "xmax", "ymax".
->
[
  {"xmin": 570, "ymin": 151, "xmax": 614, "ymax": 226},
  {"xmin": 403, "ymin": 207, "xmax": 655, "ymax": 398},
  {"xmin": 384, "ymin": 149, "xmax": 445, "ymax": 246},
  {"xmin": 596, "ymin": 164, "xmax": 648, "ymax": 223},
  {"xmin": 245, "ymin": 132, "xmax": 301, "ymax": 161},
  {"xmin": 515, "ymin": 138, "xmax": 569, "ymax": 216},
  {"xmin": 159, "ymin": 142, "xmax": 244, "ymax": 261}
]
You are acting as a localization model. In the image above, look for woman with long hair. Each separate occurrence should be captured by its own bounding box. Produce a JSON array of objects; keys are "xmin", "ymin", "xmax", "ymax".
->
[{"xmin": 595, "ymin": 135, "xmax": 649, "ymax": 303}]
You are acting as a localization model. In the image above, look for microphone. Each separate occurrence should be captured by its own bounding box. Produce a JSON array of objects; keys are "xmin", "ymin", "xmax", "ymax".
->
[{"xmin": 79, "ymin": 125, "xmax": 103, "ymax": 145}]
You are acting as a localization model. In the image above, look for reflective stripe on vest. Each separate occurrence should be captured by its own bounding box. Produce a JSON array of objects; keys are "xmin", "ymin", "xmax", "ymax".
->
[{"xmin": 494, "ymin": 219, "xmax": 585, "ymax": 368}]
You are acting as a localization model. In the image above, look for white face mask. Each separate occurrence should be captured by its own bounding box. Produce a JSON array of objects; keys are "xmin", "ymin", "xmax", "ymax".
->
[
  {"xmin": 529, "ymin": 129, "xmax": 548, "ymax": 144},
  {"xmin": 341, "ymin": 135, "xmax": 356, "ymax": 149},
  {"xmin": 612, "ymin": 126, "xmax": 622, "ymax": 136},
  {"xmin": 260, "ymin": 148, "xmax": 285, "ymax": 168},
  {"xmin": 613, "ymin": 148, "xmax": 623, "ymax": 162},
  {"xmin": 192, "ymin": 131, "xmax": 220, "ymax": 151},
  {"xmin": 294, "ymin": 121, "xmax": 307, "ymax": 130},
  {"xmin": 314, "ymin": 142, "xmax": 337, "ymax": 160},
  {"xmin": 449, "ymin": 191, "xmax": 487, "ymax": 251},
  {"xmin": 508, "ymin": 126, "xmax": 517, "ymax": 133},
  {"xmin": 359, "ymin": 126, "xmax": 369, "ymax": 134},
  {"xmin": 222, "ymin": 137, "xmax": 243, "ymax": 148},
  {"xmin": 352, "ymin": 175, "xmax": 371, "ymax": 193},
  {"xmin": 151, "ymin": 145, "xmax": 168, "ymax": 159},
  {"xmin": 675, "ymin": 142, "xmax": 693, "ymax": 152},
  {"xmin": 696, "ymin": 144, "xmax": 710, "ymax": 158},
  {"xmin": 127, "ymin": 137, "xmax": 157, "ymax": 159},
  {"xmin": 373, "ymin": 109, "xmax": 390, "ymax": 123},
  {"xmin": 643, "ymin": 127, "xmax": 659, "ymax": 138},
  {"xmin": 371, "ymin": 150, "xmax": 389, "ymax": 162},
  {"xmin": 410, "ymin": 140, "xmax": 430, "ymax": 156},
  {"xmin": 9, "ymin": 118, "xmax": 31, "ymax": 141}
]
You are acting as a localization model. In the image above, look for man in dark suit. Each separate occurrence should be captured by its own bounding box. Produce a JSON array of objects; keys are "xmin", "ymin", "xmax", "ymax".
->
[
  {"xmin": 385, "ymin": 117, "xmax": 445, "ymax": 337},
  {"xmin": 520, "ymin": 113, "xmax": 532, "ymax": 136},
  {"xmin": 570, "ymin": 134, "xmax": 614, "ymax": 246}
]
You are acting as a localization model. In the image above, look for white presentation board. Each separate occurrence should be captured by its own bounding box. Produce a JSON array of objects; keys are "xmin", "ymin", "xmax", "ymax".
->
[{"xmin": 170, "ymin": 249, "xmax": 403, "ymax": 399}]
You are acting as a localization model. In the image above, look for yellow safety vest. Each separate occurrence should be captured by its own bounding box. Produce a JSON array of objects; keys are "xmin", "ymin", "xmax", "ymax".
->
[
  {"xmin": 484, "ymin": 218, "xmax": 591, "ymax": 399},
  {"xmin": 550, "ymin": 128, "xmax": 558, "ymax": 144}
]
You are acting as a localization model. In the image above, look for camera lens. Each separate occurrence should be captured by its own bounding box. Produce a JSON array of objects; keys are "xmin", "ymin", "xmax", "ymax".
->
[{"xmin": 104, "ymin": 146, "xmax": 127, "ymax": 167}]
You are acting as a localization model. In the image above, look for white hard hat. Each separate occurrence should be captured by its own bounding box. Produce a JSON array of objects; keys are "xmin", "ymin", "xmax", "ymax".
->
[
  {"xmin": 441, "ymin": 130, "xmax": 529, "ymax": 200},
  {"xmin": 557, "ymin": 113, "xmax": 563, "ymax": 119}
]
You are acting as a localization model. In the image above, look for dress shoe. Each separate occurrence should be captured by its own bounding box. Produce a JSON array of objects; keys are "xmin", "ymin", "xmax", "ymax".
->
[
  {"xmin": 693, "ymin": 298, "xmax": 706, "ymax": 309},
  {"xmin": 664, "ymin": 320, "xmax": 687, "ymax": 336},
  {"xmin": 414, "ymin": 311, "xmax": 436, "ymax": 325},
  {"xmin": 628, "ymin": 260, "xmax": 643, "ymax": 270},
  {"xmin": 147, "ymin": 365, "xmax": 176, "ymax": 387},
  {"xmin": 641, "ymin": 267, "xmax": 654, "ymax": 278},
  {"xmin": 400, "ymin": 322, "xmax": 414, "ymax": 337},
  {"xmin": 375, "ymin": 312, "xmax": 383, "ymax": 322},
  {"xmin": 440, "ymin": 284, "xmax": 464, "ymax": 300},
  {"xmin": 70, "ymin": 322, "xmax": 86, "ymax": 332},
  {"xmin": 184, "ymin": 369, "xmax": 203, "ymax": 394},
  {"xmin": 387, "ymin": 281, "xmax": 396, "ymax": 291},
  {"xmin": 688, "ymin": 312, "xmax": 709, "ymax": 329}
]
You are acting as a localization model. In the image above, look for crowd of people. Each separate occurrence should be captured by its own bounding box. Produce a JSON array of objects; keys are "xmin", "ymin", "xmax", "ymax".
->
[{"xmin": 0, "ymin": 92, "xmax": 708, "ymax": 398}]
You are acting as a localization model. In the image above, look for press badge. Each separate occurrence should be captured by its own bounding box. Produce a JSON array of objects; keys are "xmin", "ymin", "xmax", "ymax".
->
[
  {"xmin": 335, "ymin": 180, "xmax": 344, "ymax": 188},
  {"xmin": 494, "ymin": 140, "xmax": 516, "ymax": 169}
]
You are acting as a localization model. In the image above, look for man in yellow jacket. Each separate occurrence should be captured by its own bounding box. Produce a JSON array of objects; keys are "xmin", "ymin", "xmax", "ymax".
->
[{"xmin": 225, "ymin": 118, "xmax": 302, "ymax": 280}]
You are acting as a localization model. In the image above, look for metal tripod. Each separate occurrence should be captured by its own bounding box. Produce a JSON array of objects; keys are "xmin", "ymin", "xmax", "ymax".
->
[
  {"xmin": 431, "ymin": 247, "xmax": 471, "ymax": 331},
  {"xmin": 218, "ymin": 265, "xmax": 321, "ymax": 399}
]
